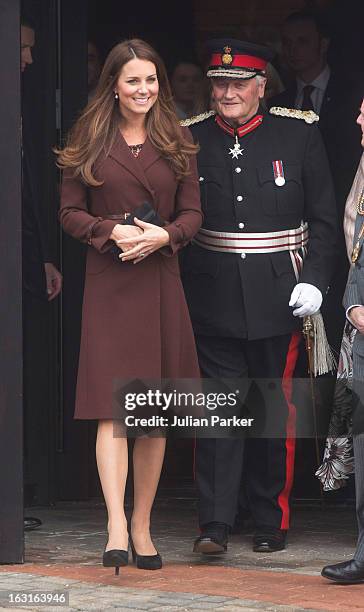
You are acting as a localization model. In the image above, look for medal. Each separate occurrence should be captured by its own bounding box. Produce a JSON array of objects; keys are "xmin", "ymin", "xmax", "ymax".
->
[
  {"xmin": 272, "ymin": 160, "xmax": 286, "ymax": 186},
  {"xmin": 229, "ymin": 136, "xmax": 244, "ymax": 159}
]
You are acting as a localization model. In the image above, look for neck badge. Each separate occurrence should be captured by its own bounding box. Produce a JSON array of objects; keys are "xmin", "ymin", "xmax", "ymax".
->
[{"xmin": 229, "ymin": 136, "xmax": 244, "ymax": 159}]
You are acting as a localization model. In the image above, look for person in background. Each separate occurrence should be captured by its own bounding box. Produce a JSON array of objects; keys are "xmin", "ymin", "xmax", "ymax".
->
[
  {"xmin": 21, "ymin": 15, "xmax": 62, "ymax": 532},
  {"xmin": 322, "ymin": 99, "xmax": 364, "ymax": 584},
  {"xmin": 270, "ymin": 9, "xmax": 361, "ymax": 355},
  {"xmin": 170, "ymin": 60, "xmax": 207, "ymax": 119},
  {"xmin": 263, "ymin": 62, "xmax": 284, "ymax": 103},
  {"xmin": 88, "ymin": 40, "xmax": 102, "ymax": 100},
  {"xmin": 21, "ymin": 18, "xmax": 62, "ymax": 299}
]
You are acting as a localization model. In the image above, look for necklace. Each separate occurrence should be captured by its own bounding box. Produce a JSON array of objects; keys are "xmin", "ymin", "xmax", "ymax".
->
[
  {"xmin": 356, "ymin": 187, "xmax": 364, "ymax": 214},
  {"xmin": 129, "ymin": 143, "xmax": 143, "ymax": 158},
  {"xmin": 351, "ymin": 188, "xmax": 364, "ymax": 262}
]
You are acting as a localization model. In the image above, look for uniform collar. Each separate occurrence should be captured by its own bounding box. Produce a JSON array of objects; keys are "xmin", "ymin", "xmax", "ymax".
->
[{"xmin": 215, "ymin": 110, "xmax": 264, "ymax": 138}]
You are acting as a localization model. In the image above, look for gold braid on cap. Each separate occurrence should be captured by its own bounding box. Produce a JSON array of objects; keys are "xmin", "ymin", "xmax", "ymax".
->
[
  {"xmin": 269, "ymin": 107, "xmax": 319, "ymax": 124},
  {"xmin": 180, "ymin": 110, "xmax": 216, "ymax": 127}
]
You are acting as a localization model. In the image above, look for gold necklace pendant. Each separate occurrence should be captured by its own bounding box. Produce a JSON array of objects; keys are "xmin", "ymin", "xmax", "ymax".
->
[
  {"xmin": 351, "ymin": 220, "xmax": 364, "ymax": 263},
  {"xmin": 352, "ymin": 241, "xmax": 361, "ymax": 263},
  {"xmin": 357, "ymin": 187, "xmax": 364, "ymax": 214}
]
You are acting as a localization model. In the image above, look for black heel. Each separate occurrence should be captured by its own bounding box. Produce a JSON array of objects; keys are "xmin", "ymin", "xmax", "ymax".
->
[
  {"xmin": 102, "ymin": 548, "xmax": 128, "ymax": 575},
  {"xmin": 129, "ymin": 535, "xmax": 162, "ymax": 570}
]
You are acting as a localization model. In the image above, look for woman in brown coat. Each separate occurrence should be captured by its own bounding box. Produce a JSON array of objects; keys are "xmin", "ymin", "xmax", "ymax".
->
[{"xmin": 56, "ymin": 39, "xmax": 202, "ymax": 573}]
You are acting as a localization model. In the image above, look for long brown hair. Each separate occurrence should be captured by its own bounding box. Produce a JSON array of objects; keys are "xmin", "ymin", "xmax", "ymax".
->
[{"xmin": 55, "ymin": 39, "xmax": 198, "ymax": 185}]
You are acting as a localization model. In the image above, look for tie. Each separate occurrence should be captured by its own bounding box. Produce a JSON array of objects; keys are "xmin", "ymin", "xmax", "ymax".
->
[{"xmin": 301, "ymin": 84, "xmax": 315, "ymax": 111}]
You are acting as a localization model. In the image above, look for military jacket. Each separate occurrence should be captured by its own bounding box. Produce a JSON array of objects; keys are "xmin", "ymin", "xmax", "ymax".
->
[{"xmin": 181, "ymin": 110, "xmax": 337, "ymax": 340}]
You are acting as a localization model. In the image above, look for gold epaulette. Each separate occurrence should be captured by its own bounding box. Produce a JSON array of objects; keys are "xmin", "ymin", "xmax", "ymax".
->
[
  {"xmin": 180, "ymin": 110, "xmax": 216, "ymax": 127},
  {"xmin": 269, "ymin": 106, "xmax": 319, "ymax": 124}
]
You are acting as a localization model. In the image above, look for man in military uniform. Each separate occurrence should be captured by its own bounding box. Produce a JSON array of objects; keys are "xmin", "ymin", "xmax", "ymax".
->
[{"xmin": 181, "ymin": 39, "xmax": 337, "ymax": 553}]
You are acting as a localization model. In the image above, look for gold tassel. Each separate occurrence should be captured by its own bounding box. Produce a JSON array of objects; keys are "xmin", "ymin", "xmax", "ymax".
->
[{"xmin": 303, "ymin": 312, "xmax": 337, "ymax": 377}]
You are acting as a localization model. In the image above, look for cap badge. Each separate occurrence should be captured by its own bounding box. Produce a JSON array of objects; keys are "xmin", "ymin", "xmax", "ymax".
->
[{"xmin": 221, "ymin": 46, "xmax": 233, "ymax": 65}]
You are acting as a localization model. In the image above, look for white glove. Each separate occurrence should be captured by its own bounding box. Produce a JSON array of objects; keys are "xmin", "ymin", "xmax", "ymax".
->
[{"xmin": 289, "ymin": 283, "xmax": 322, "ymax": 317}]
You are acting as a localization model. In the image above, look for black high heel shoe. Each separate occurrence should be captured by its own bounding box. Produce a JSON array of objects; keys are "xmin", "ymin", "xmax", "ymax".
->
[
  {"xmin": 102, "ymin": 548, "xmax": 128, "ymax": 576},
  {"xmin": 129, "ymin": 535, "xmax": 162, "ymax": 570}
]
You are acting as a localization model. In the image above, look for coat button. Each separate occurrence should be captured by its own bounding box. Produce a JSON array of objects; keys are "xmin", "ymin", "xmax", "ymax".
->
[
  {"xmin": 240, "ymin": 252, "xmax": 246, "ymax": 259},
  {"xmin": 236, "ymin": 195, "xmax": 243, "ymax": 202},
  {"xmin": 238, "ymin": 222, "xmax": 245, "ymax": 229},
  {"xmin": 235, "ymin": 167, "xmax": 242, "ymax": 173}
]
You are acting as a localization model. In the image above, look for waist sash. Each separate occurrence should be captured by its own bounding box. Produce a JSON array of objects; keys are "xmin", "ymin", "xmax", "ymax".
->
[{"xmin": 192, "ymin": 223, "xmax": 308, "ymax": 254}]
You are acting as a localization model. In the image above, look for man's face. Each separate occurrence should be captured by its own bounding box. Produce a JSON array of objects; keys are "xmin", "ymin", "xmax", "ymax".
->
[
  {"xmin": 282, "ymin": 20, "xmax": 328, "ymax": 75},
  {"xmin": 21, "ymin": 25, "xmax": 35, "ymax": 72},
  {"xmin": 357, "ymin": 99, "xmax": 364, "ymax": 148},
  {"xmin": 211, "ymin": 76, "xmax": 266, "ymax": 126},
  {"xmin": 171, "ymin": 63, "xmax": 204, "ymax": 105}
]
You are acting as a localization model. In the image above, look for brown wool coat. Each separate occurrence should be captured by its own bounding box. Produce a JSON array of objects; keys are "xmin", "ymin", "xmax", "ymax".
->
[{"xmin": 60, "ymin": 128, "xmax": 203, "ymax": 419}]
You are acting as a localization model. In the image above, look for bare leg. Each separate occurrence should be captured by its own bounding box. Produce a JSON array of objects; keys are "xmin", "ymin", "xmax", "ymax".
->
[
  {"xmin": 96, "ymin": 420, "xmax": 128, "ymax": 551},
  {"xmin": 131, "ymin": 436, "xmax": 166, "ymax": 554}
]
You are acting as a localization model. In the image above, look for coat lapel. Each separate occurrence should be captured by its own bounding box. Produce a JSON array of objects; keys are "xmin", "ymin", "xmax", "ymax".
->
[
  {"xmin": 108, "ymin": 131, "xmax": 161, "ymax": 202},
  {"xmin": 139, "ymin": 136, "xmax": 163, "ymax": 172}
]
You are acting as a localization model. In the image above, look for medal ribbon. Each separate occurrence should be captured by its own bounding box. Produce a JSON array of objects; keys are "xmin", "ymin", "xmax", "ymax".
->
[{"xmin": 272, "ymin": 160, "xmax": 285, "ymax": 185}]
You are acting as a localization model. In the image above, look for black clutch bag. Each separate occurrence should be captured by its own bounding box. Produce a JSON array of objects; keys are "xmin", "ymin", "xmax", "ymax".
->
[
  {"xmin": 124, "ymin": 202, "xmax": 165, "ymax": 227},
  {"xmin": 109, "ymin": 202, "xmax": 165, "ymax": 259}
]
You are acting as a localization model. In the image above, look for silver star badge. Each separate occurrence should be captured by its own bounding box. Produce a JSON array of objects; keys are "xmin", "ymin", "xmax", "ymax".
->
[{"xmin": 229, "ymin": 138, "xmax": 244, "ymax": 159}]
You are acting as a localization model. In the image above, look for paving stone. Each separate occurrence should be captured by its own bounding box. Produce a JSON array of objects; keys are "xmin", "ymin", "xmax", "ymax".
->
[
  {"xmin": 150, "ymin": 597, "xmax": 202, "ymax": 606},
  {"xmin": 149, "ymin": 607, "xmax": 190, "ymax": 611},
  {"xmin": 0, "ymin": 499, "xmax": 360, "ymax": 612},
  {"xmin": 196, "ymin": 595, "xmax": 233, "ymax": 603}
]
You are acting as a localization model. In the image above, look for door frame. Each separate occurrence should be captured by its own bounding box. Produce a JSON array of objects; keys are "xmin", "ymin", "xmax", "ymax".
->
[{"xmin": 0, "ymin": 0, "xmax": 24, "ymax": 564}]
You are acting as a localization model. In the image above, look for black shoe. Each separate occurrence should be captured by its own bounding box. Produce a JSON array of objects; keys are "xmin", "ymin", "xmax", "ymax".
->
[
  {"xmin": 193, "ymin": 522, "xmax": 229, "ymax": 555},
  {"xmin": 253, "ymin": 528, "xmax": 286, "ymax": 552},
  {"xmin": 24, "ymin": 517, "xmax": 42, "ymax": 532},
  {"xmin": 321, "ymin": 559, "xmax": 364, "ymax": 584},
  {"xmin": 102, "ymin": 548, "xmax": 128, "ymax": 576},
  {"xmin": 129, "ymin": 536, "xmax": 162, "ymax": 570}
]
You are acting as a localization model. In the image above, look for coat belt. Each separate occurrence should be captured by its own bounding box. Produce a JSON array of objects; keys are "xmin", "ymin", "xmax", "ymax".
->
[{"xmin": 192, "ymin": 223, "xmax": 309, "ymax": 254}]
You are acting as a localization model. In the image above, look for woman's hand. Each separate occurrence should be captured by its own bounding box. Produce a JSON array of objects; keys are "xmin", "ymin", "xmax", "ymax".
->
[
  {"xmin": 349, "ymin": 306, "xmax": 364, "ymax": 334},
  {"xmin": 110, "ymin": 223, "xmax": 143, "ymax": 252},
  {"xmin": 116, "ymin": 218, "xmax": 170, "ymax": 263}
]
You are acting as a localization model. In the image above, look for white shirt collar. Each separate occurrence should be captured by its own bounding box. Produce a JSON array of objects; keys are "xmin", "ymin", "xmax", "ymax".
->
[{"xmin": 296, "ymin": 65, "xmax": 331, "ymax": 94}]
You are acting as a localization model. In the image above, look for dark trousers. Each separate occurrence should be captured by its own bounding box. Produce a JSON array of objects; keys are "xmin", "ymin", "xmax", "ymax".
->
[{"xmin": 195, "ymin": 332, "xmax": 301, "ymax": 531}]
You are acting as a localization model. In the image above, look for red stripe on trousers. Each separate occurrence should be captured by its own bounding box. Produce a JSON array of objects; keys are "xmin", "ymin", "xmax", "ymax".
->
[{"xmin": 279, "ymin": 331, "xmax": 301, "ymax": 530}]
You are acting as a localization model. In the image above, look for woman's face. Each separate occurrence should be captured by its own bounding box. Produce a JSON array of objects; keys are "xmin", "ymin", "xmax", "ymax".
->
[{"xmin": 115, "ymin": 58, "xmax": 159, "ymax": 117}]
